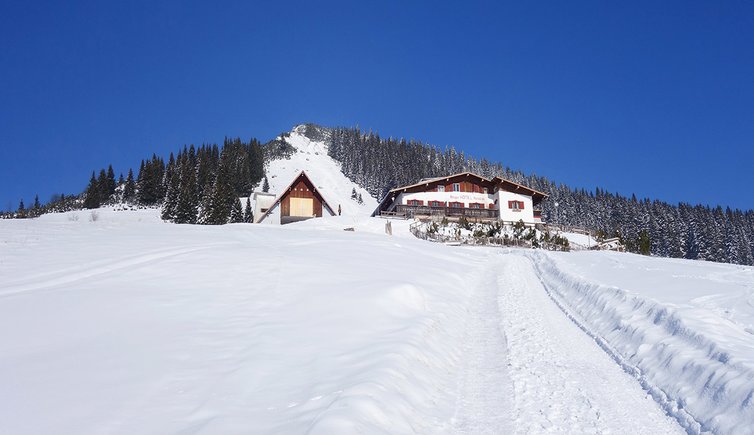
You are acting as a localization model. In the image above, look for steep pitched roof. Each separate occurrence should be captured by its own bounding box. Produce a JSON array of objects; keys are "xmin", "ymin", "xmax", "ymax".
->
[
  {"xmin": 388, "ymin": 172, "xmax": 493, "ymax": 193},
  {"xmin": 257, "ymin": 171, "xmax": 336, "ymax": 223},
  {"xmin": 387, "ymin": 171, "xmax": 548, "ymax": 199},
  {"xmin": 491, "ymin": 176, "xmax": 549, "ymax": 200}
]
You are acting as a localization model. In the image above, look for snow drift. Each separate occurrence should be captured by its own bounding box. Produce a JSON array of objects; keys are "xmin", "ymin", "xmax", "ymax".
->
[{"xmin": 529, "ymin": 250, "xmax": 754, "ymax": 434}]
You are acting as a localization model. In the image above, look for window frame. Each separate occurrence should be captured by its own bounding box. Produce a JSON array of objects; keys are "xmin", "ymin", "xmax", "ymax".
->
[{"xmin": 507, "ymin": 200, "xmax": 525, "ymax": 211}]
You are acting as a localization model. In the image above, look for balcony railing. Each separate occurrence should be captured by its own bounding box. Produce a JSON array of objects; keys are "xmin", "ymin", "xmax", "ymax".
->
[{"xmin": 393, "ymin": 205, "xmax": 497, "ymax": 219}]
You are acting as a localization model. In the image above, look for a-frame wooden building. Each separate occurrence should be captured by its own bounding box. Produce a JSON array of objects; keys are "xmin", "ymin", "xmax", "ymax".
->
[{"xmin": 256, "ymin": 171, "xmax": 336, "ymax": 224}]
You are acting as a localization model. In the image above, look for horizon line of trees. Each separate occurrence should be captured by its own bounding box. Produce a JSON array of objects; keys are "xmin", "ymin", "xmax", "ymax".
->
[
  {"xmin": 3, "ymin": 124, "xmax": 753, "ymax": 266},
  {"xmin": 2, "ymin": 137, "xmax": 265, "ymax": 225},
  {"xmin": 326, "ymin": 125, "xmax": 754, "ymax": 265}
]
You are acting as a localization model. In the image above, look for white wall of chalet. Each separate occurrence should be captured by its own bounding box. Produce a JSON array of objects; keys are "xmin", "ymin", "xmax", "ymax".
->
[
  {"xmin": 390, "ymin": 189, "xmax": 540, "ymax": 224},
  {"xmin": 496, "ymin": 191, "xmax": 536, "ymax": 223},
  {"xmin": 396, "ymin": 191, "xmax": 495, "ymax": 208}
]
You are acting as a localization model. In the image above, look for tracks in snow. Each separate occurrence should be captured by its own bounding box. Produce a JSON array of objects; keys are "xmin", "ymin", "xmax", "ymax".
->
[
  {"xmin": 451, "ymin": 263, "xmax": 513, "ymax": 434},
  {"xmin": 451, "ymin": 253, "xmax": 683, "ymax": 434},
  {"xmin": 0, "ymin": 244, "xmax": 226, "ymax": 298}
]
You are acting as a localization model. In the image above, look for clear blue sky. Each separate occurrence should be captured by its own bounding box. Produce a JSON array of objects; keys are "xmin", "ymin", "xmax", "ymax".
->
[{"xmin": 2, "ymin": 1, "xmax": 753, "ymax": 211}]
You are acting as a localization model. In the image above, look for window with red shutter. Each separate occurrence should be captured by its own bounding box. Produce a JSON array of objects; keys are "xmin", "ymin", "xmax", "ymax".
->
[{"xmin": 508, "ymin": 200, "xmax": 524, "ymax": 211}]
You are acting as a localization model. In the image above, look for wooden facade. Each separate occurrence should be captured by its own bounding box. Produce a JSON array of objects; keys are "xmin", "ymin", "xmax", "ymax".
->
[
  {"xmin": 392, "ymin": 173, "xmax": 497, "ymax": 195},
  {"xmin": 280, "ymin": 178, "xmax": 324, "ymax": 219},
  {"xmin": 257, "ymin": 171, "xmax": 335, "ymax": 224}
]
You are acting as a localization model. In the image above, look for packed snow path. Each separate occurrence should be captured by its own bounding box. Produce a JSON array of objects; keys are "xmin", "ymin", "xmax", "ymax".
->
[
  {"xmin": 450, "ymin": 252, "xmax": 683, "ymax": 434},
  {"xmin": 450, "ymin": 266, "xmax": 513, "ymax": 434}
]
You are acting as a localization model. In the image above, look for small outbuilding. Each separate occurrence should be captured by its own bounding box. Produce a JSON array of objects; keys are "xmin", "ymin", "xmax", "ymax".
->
[
  {"xmin": 256, "ymin": 171, "xmax": 336, "ymax": 225},
  {"xmin": 251, "ymin": 192, "xmax": 276, "ymax": 223}
]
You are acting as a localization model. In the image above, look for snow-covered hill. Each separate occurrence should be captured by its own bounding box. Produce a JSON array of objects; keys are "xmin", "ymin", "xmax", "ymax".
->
[
  {"xmin": 259, "ymin": 125, "xmax": 377, "ymax": 220},
  {"xmin": 1, "ymin": 209, "xmax": 753, "ymax": 433}
]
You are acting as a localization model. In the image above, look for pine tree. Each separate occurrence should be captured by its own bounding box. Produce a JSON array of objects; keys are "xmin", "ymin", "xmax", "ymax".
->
[
  {"xmin": 351, "ymin": 187, "xmax": 357, "ymax": 200},
  {"xmin": 17, "ymin": 199, "xmax": 25, "ymax": 218},
  {"xmin": 230, "ymin": 198, "xmax": 244, "ymax": 223},
  {"xmin": 638, "ymin": 230, "xmax": 651, "ymax": 255},
  {"xmin": 262, "ymin": 176, "xmax": 270, "ymax": 193},
  {"xmin": 83, "ymin": 171, "xmax": 101, "ymax": 209},
  {"xmin": 97, "ymin": 169, "xmax": 109, "ymax": 204},
  {"xmin": 161, "ymin": 159, "xmax": 179, "ymax": 221},
  {"xmin": 357, "ymin": 193, "xmax": 363, "ymax": 204},
  {"xmin": 31, "ymin": 195, "xmax": 41, "ymax": 217},
  {"xmin": 244, "ymin": 197, "xmax": 253, "ymax": 223},
  {"xmin": 174, "ymin": 158, "xmax": 199, "ymax": 224},
  {"xmin": 123, "ymin": 169, "xmax": 136, "ymax": 203},
  {"xmin": 106, "ymin": 165, "xmax": 116, "ymax": 197}
]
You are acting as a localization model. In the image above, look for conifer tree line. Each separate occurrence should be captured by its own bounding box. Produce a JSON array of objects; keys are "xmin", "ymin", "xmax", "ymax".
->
[
  {"xmin": 4, "ymin": 137, "xmax": 264, "ymax": 225},
  {"xmin": 141, "ymin": 137, "xmax": 264, "ymax": 225},
  {"xmin": 326, "ymin": 126, "xmax": 754, "ymax": 265},
  {"xmin": 4, "ymin": 123, "xmax": 753, "ymax": 266}
]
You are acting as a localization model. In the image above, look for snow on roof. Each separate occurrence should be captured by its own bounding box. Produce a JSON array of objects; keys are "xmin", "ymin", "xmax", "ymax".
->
[{"xmin": 389, "ymin": 171, "xmax": 548, "ymax": 198}]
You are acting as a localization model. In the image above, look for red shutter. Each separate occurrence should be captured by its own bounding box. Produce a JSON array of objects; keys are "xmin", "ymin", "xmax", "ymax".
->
[
  {"xmin": 519, "ymin": 201, "xmax": 525, "ymax": 210},
  {"xmin": 508, "ymin": 201, "xmax": 513, "ymax": 209}
]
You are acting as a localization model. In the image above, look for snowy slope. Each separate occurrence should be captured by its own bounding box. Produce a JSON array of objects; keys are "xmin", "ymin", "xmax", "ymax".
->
[
  {"xmin": 3, "ymin": 208, "xmax": 753, "ymax": 433},
  {"xmin": 259, "ymin": 125, "xmax": 377, "ymax": 221},
  {"xmin": 0, "ymin": 209, "xmax": 470, "ymax": 434}
]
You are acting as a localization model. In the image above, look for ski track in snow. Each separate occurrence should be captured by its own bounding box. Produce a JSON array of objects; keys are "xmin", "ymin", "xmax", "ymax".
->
[
  {"xmin": 0, "ymin": 244, "xmax": 227, "ymax": 298},
  {"xmin": 449, "ymin": 251, "xmax": 684, "ymax": 435},
  {"xmin": 495, "ymin": 253, "xmax": 683, "ymax": 435},
  {"xmin": 450, "ymin": 262, "xmax": 513, "ymax": 434}
]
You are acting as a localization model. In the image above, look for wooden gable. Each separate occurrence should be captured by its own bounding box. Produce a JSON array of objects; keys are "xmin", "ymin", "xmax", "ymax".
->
[
  {"xmin": 391, "ymin": 172, "xmax": 496, "ymax": 195},
  {"xmin": 257, "ymin": 171, "xmax": 335, "ymax": 223}
]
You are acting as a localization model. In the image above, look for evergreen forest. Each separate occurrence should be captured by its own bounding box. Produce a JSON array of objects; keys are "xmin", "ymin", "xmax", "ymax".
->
[{"xmin": 4, "ymin": 124, "xmax": 753, "ymax": 266}]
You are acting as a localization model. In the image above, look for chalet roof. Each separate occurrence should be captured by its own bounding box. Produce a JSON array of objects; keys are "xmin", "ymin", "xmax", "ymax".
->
[
  {"xmin": 388, "ymin": 172, "xmax": 492, "ymax": 193},
  {"xmin": 388, "ymin": 171, "xmax": 548, "ymax": 199},
  {"xmin": 490, "ymin": 176, "xmax": 549, "ymax": 200},
  {"xmin": 256, "ymin": 171, "xmax": 336, "ymax": 223}
]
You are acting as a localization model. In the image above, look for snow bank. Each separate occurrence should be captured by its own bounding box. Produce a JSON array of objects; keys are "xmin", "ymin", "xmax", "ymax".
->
[{"xmin": 528, "ymin": 250, "xmax": 754, "ymax": 434}]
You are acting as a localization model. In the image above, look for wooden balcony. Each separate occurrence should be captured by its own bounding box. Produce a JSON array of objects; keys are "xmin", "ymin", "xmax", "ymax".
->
[{"xmin": 391, "ymin": 205, "xmax": 498, "ymax": 220}]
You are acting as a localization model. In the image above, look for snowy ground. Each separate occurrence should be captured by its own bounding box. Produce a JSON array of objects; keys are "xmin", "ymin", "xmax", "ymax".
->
[
  {"xmin": 1, "ymin": 208, "xmax": 752, "ymax": 434},
  {"xmin": 533, "ymin": 250, "xmax": 754, "ymax": 434}
]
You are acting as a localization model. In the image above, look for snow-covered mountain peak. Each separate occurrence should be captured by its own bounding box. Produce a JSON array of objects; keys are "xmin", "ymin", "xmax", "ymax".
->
[
  {"xmin": 259, "ymin": 124, "xmax": 376, "ymax": 219},
  {"xmin": 283, "ymin": 125, "xmax": 330, "ymax": 155}
]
